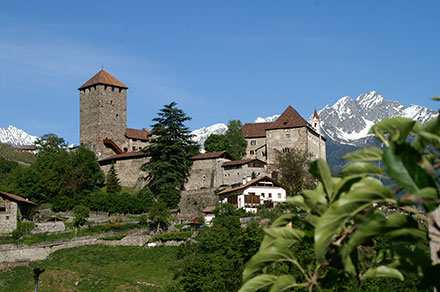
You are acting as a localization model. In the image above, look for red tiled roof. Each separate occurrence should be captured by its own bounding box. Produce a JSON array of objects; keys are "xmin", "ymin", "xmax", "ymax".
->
[
  {"xmin": 0, "ymin": 191, "xmax": 36, "ymax": 205},
  {"xmin": 222, "ymin": 159, "xmax": 266, "ymax": 167},
  {"xmin": 126, "ymin": 128, "xmax": 150, "ymax": 140},
  {"xmin": 78, "ymin": 69, "xmax": 128, "ymax": 90},
  {"xmin": 98, "ymin": 152, "xmax": 148, "ymax": 163},
  {"xmin": 190, "ymin": 150, "xmax": 232, "ymax": 160},
  {"xmin": 217, "ymin": 176, "xmax": 286, "ymax": 195},
  {"xmin": 243, "ymin": 122, "xmax": 272, "ymax": 138},
  {"xmin": 267, "ymin": 106, "xmax": 310, "ymax": 130}
]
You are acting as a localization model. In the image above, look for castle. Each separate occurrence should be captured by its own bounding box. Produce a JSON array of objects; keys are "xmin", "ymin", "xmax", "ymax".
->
[{"xmin": 78, "ymin": 69, "xmax": 326, "ymax": 191}]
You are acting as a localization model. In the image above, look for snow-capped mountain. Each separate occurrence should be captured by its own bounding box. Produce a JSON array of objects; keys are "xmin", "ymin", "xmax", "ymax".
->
[
  {"xmin": 0, "ymin": 125, "xmax": 38, "ymax": 146},
  {"xmin": 317, "ymin": 91, "xmax": 438, "ymax": 145},
  {"xmin": 191, "ymin": 123, "xmax": 228, "ymax": 152},
  {"xmin": 191, "ymin": 116, "xmax": 280, "ymax": 151}
]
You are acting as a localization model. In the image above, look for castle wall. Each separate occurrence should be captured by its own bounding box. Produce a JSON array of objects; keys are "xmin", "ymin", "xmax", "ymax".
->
[
  {"xmin": 80, "ymin": 85, "xmax": 127, "ymax": 158},
  {"xmin": 266, "ymin": 127, "xmax": 308, "ymax": 165},
  {"xmin": 221, "ymin": 165, "xmax": 269, "ymax": 186},
  {"xmin": 244, "ymin": 137, "xmax": 267, "ymax": 160},
  {"xmin": 101, "ymin": 156, "xmax": 149, "ymax": 189},
  {"xmin": 178, "ymin": 188, "xmax": 218, "ymax": 221},
  {"xmin": 185, "ymin": 158, "xmax": 230, "ymax": 190},
  {"xmin": 306, "ymin": 130, "xmax": 327, "ymax": 161}
]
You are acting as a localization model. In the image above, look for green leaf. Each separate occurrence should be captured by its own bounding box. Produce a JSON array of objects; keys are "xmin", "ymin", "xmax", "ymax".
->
[
  {"xmin": 269, "ymin": 275, "xmax": 300, "ymax": 292},
  {"xmin": 314, "ymin": 177, "xmax": 395, "ymax": 260},
  {"xmin": 243, "ymin": 244, "xmax": 297, "ymax": 281},
  {"xmin": 369, "ymin": 117, "xmax": 417, "ymax": 144},
  {"xmin": 265, "ymin": 227, "xmax": 307, "ymax": 243},
  {"xmin": 341, "ymin": 214, "xmax": 425, "ymax": 274},
  {"xmin": 383, "ymin": 142, "xmax": 435, "ymax": 194},
  {"xmin": 342, "ymin": 147, "xmax": 383, "ymax": 162},
  {"xmin": 239, "ymin": 274, "xmax": 278, "ymax": 292},
  {"xmin": 302, "ymin": 188, "xmax": 328, "ymax": 215},
  {"xmin": 286, "ymin": 196, "xmax": 311, "ymax": 212},
  {"xmin": 309, "ymin": 159, "xmax": 334, "ymax": 199},
  {"xmin": 362, "ymin": 266, "xmax": 404, "ymax": 281},
  {"xmin": 339, "ymin": 162, "xmax": 383, "ymax": 177}
]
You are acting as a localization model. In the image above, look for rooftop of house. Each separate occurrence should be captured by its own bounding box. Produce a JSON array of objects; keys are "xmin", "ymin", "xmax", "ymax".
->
[
  {"xmin": 126, "ymin": 128, "xmax": 150, "ymax": 140},
  {"xmin": 190, "ymin": 150, "xmax": 233, "ymax": 160},
  {"xmin": 78, "ymin": 69, "xmax": 128, "ymax": 90},
  {"xmin": 98, "ymin": 151, "xmax": 148, "ymax": 164},
  {"xmin": 0, "ymin": 191, "xmax": 36, "ymax": 205},
  {"xmin": 217, "ymin": 176, "xmax": 285, "ymax": 195},
  {"xmin": 243, "ymin": 106, "xmax": 313, "ymax": 138},
  {"xmin": 222, "ymin": 159, "xmax": 266, "ymax": 167}
]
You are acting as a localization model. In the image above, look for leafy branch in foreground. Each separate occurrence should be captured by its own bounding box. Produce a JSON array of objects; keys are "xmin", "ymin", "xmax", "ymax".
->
[{"xmin": 240, "ymin": 113, "xmax": 440, "ymax": 291}]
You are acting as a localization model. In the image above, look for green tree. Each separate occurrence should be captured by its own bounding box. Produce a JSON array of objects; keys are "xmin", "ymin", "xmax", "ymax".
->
[
  {"xmin": 106, "ymin": 162, "xmax": 122, "ymax": 194},
  {"xmin": 175, "ymin": 204, "xmax": 264, "ymax": 291},
  {"xmin": 148, "ymin": 199, "xmax": 171, "ymax": 233},
  {"xmin": 275, "ymin": 148, "xmax": 316, "ymax": 196},
  {"xmin": 224, "ymin": 120, "xmax": 247, "ymax": 160},
  {"xmin": 240, "ymin": 115, "xmax": 440, "ymax": 292},
  {"xmin": 73, "ymin": 205, "xmax": 90, "ymax": 228},
  {"xmin": 35, "ymin": 133, "xmax": 67, "ymax": 154},
  {"xmin": 142, "ymin": 102, "xmax": 199, "ymax": 208},
  {"xmin": 204, "ymin": 134, "xmax": 226, "ymax": 152}
]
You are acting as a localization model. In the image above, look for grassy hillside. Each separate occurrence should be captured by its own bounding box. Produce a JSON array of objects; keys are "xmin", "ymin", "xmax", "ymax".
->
[
  {"xmin": 0, "ymin": 245, "xmax": 179, "ymax": 292},
  {"xmin": 0, "ymin": 142, "xmax": 36, "ymax": 165}
]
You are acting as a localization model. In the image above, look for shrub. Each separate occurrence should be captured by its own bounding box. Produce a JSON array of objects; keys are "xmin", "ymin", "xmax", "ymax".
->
[{"xmin": 149, "ymin": 231, "xmax": 193, "ymax": 243}]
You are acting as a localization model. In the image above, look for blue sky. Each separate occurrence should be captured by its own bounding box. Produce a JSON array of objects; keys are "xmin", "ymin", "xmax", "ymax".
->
[{"xmin": 1, "ymin": 1, "xmax": 439, "ymax": 145}]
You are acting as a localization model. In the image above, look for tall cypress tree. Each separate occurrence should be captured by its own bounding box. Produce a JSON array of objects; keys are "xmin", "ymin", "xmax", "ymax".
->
[
  {"xmin": 142, "ymin": 102, "xmax": 199, "ymax": 208},
  {"xmin": 106, "ymin": 162, "xmax": 122, "ymax": 194}
]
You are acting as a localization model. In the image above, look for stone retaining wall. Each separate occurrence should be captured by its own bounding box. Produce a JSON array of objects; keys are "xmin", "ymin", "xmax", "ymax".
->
[{"xmin": 0, "ymin": 229, "xmax": 151, "ymax": 268}]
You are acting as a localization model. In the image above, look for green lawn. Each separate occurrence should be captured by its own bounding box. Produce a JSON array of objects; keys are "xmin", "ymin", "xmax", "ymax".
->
[{"xmin": 0, "ymin": 245, "xmax": 179, "ymax": 292}]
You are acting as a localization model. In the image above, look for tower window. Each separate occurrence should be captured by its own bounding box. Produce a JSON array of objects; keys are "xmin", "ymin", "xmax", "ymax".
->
[
  {"xmin": 104, "ymin": 85, "xmax": 107, "ymax": 90},
  {"xmin": 314, "ymin": 123, "xmax": 317, "ymax": 127},
  {"xmin": 112, "ymin": 87, "xmax": 115, "ymax": 91},
  {"xmin": 285, "ymin": 134, "xmax": 290, "ymax": 139},
  {"xmin": 250, "ymin": 150, "xmax": 254, "ymax": 155},
  {"xmin": 119, "ymin": 88, "xmax": 122, "ymax": 93},
  {"xmin": 282, "ymin": 147, "xmax": 290, "ymax": 153},
  {"xmin": 110, "ymin": 100, "xmax": 112, "ymax": 105}
]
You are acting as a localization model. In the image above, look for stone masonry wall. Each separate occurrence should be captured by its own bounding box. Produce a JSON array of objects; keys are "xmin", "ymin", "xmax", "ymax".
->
[
  {"xmin": 178, "ymin": 188, "xmax": 219, "ymax": 221},
  {"xmin": 0, "ymin": 199, "xmax": 17, "ymax": 234},
  {"xmin": 80, "ymin": 85, "xmax": 127, "ymax": 159},
  {"xmin": 266, "ymin": 127, "xmax": 307, "ymax": 165},
  {"xmin": 101, "ymin": 156, "xmax": 149, "ymax": 189},
  {"xmin": 306, "ymin": 130, "xmax": 326, "ymax": 161}
]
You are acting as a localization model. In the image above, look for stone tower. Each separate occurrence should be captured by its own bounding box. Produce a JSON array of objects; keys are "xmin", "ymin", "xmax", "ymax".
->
[
  {"xmin": 78, "ymin": 69, "xmax": 128, "ymax": 158},
  {"xmin": 310, "ymin": 109, "xmax": 321, "ymax": 135}
]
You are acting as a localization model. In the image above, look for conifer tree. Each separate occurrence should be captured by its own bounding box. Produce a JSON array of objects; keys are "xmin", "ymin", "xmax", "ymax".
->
[
  {"xmin": 106, "ymin": 162, "xmax": 121, "ymax": 194},
  {"xmin": 142, "ymin": 102, "xmax": 199, "ymax": 208}
]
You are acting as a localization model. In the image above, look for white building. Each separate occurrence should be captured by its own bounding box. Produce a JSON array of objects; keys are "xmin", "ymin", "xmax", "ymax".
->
[{"xmin": 217, "ymin": 176, "xmax": 287, "ymax": 213}]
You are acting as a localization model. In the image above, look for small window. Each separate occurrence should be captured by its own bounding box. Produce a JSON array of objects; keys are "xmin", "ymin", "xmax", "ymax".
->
[
  {"xmin": 104, "ymin": 85, "xmax": 108, "ymax": 90},
  {"xmin": 314, "ymin": 123, "xmax": 317, "ymax": 127},
  {"xmin": 285, "ymin": 134, "xmax": 290, "ymax": 139},
  {"xmin": 202, "ymin": 175, "xmax": 206, "ymax": 180},
  {"xmin": 132, "ymin": 139, "xmax": 137, "ymax": 142},
  {"xmin": 250, "ymin": 150, "xmax": 255, "ymax": 155},
  {"xmin": 110, "ymin": 100, "xmax": 112, "ymax": 105},
  {"xmin": 278, "ymin": 193, "xmax": 281, "ymax": 198},
  {"xmin": 123, "ymin": 147, "xmax": 128, "ymax": 152},
  {"xmin": 282, "ymin": 147, "xmax": 290, "ymax": 153},
  {"xmin": 116, "ymin": 114, "xmax": 119, "ymax": 117},
  {"xmin": 112, "ymin": 86, "xmax": 115, "ymax": 91},
  {"xmin": 269, "ymin": 193, "xmax": 272, "ymax": 198},
  {"xmin": 261, "ymin": 193, "xmax": 265, "ymax": 198},
  {"xmin": 132, "ymin": 146, "xmax": 136, "ymax": 150},
  {"xmin": 250, "ymin": 140, "xmax": 256, "ymax": 145}
]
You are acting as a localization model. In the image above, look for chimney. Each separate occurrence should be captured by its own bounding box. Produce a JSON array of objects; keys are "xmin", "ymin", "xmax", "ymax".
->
[
  {"xmin": 242, "ymin": 178, "xmax": 247, "ymax": 185},
  {"xmin": 247, "ymin": 176, "xmax": 251, "ymax": 182}
]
